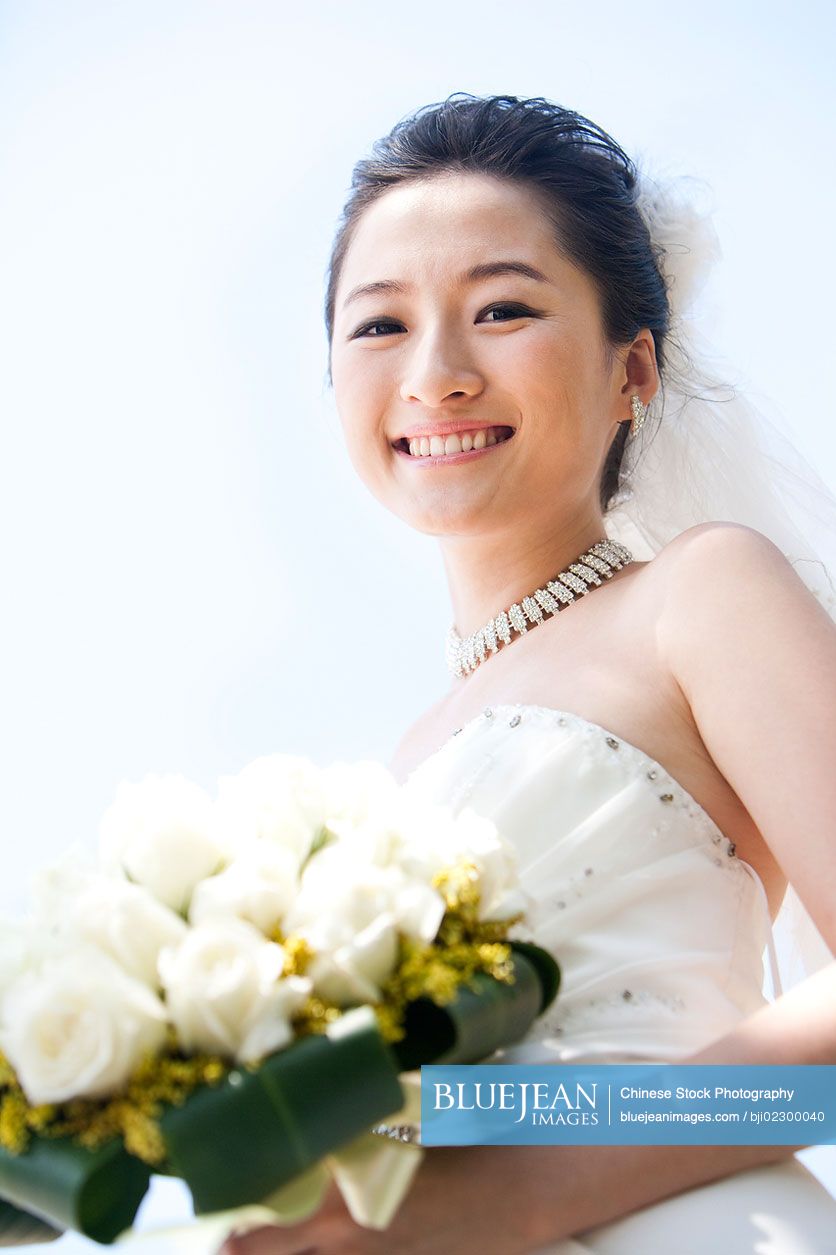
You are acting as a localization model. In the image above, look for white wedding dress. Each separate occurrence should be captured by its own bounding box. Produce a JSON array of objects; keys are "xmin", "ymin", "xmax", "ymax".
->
[{"xmin": 399, "ymin": 701, "xmax": 836, "ymax": 1255}]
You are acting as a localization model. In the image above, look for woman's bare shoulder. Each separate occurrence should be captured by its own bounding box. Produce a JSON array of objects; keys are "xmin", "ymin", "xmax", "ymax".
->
[
  {"xmin": 649, "ymin": 520, "xmax": 790, "ymax": 575},
  {"xmin": 649, "ymin": 520, "xmax": 827, "ymax": 657}
]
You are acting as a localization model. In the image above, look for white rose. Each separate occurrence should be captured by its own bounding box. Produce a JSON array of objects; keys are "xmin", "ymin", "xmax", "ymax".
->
[
  {"xmin": 310, "ymin": 810, "xmax": 407, "ymax": 874},
  {"xmin": 288, "ymin": 857, "xmax": 435, "ymax": 939},
  {"xmin": 158, "ymin": 918, "xmax": 311, "ymax": 1063},
  {"xmin": 0, "ymin": 946, "xmax": 168, "ymax": 1105},
  {"xmin": 317, "ymin": 759, "xmax": 402, "ymax": 836},
  {"xmin": 400, "ymin": 804, "xmax": 529, "ymax": 922},
  {"xmin": 283, "ymin": 863, "xmax": 443, "ymax": 1006},
  {"xmin": 389, "ymin": 878, "xmax": 449, "ymax": 941},
  {"xmin": 188, "ymin": 840, "xmax": 298, "ymax": 935},
  {"xmin": 294, "ymin": 849, "xmax": 445, "ymax": 945},
  {"xmin": 306, "ymin": 772, "xmax": 436, "ymax": 875},
  {"xmin": 213, "ymin": 754, "xmax": 330, "ymax": 868},
  {"xmin": 317, "ymin": 791, "xmax": 452, "ymax": 877},
  {"xmin": 305, "ymin": 913, "xmax": 399, "ymax": 1007},
  {"xmin": 32, "ymin": 856, "xmax": 188, "ymax": 988},
  {"xmin": 449, "ymin": 808, "xmax": 529, "ymax": 921},
  {"xmin": 99, "ymin": 773, "xmax": 225, "ymax": 914}
]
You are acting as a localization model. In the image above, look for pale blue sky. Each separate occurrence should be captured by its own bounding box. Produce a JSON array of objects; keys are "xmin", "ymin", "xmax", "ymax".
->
[{"xmin": 1, "ymin": 2, "xmax": 834, "ymax": 1243}]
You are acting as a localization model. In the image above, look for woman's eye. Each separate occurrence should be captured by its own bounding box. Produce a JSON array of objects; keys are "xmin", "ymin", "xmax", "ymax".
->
[
  {"xmin": 354, "ymin": 320, "xmax": 404, "ymax": 338},
  {"xmin": 352, "ymin": 303, "xmax": 534, "ymax": 338},
  {"xmin": 479, "ymin": 303, "xmax": 533, "ymax": 322}
]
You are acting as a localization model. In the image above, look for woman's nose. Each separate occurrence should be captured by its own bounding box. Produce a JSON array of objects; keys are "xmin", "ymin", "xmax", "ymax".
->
[{"xmin": 398, "ymin": 335, "xmax": 484, "ymax": 407}]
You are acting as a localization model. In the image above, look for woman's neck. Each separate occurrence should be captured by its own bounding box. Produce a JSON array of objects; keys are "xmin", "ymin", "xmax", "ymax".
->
[{"xmin": 440, "ymin": 515, "xmax": 610, "ymax": 638}]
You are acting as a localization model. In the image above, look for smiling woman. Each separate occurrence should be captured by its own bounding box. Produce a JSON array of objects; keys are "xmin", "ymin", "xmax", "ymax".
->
[
  {"xmin": 328, "ymin": 168, "xmax": 659, "ymax": 549},
  {"xmin": 220, "ymin": 93, "xmax": 836, "ymax": 1255}
]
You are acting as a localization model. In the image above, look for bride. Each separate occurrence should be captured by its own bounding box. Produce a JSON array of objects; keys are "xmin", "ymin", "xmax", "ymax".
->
[{"xmin": 221, "ymin": 94, "xmax": 836, "ymax": 1254}]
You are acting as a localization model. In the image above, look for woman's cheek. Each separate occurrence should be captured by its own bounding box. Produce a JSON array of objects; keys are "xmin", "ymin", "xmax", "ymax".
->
[{"xmin": 346, "ymin": 420, "xmax": 386, "ymax": 490}]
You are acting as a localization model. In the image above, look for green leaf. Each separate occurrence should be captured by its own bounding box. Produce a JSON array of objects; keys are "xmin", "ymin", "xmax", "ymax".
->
[
  {"xmin": 508, "ymin": 939, "xmax": 561, "ymax": 1012},
  {"xmin": 159, "ymin": 1005, "xmax": 404, "ymax": 1214},
  {"xmin": 392, "ymin": 948, "xmax": 553, "ymax": 1069},
  {"xmin": 0, "ymin": 1136, "xmax": 151, "ymax": 1245}
]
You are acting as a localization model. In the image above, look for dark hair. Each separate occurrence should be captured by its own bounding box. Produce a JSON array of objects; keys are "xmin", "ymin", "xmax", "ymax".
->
[{"xmin": 323, "ymin": 92, "xmax": 671, "ymax": 512}]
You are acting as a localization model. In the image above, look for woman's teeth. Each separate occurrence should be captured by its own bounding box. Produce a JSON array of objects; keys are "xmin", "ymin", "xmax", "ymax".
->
[{"xmin": 406, "ymin": 429, "xmax": 509, "ymax": 457}]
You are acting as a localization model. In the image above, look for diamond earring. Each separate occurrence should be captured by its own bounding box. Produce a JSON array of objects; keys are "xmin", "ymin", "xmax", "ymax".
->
[{"xmin": 630, "ymin": 394, "xmax": 647, "ymax": 432}]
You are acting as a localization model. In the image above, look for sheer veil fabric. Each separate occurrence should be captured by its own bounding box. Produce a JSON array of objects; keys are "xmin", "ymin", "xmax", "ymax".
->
[{"xmin": 604, "ymin": 165, "xmax": 836, "ymax": 996}]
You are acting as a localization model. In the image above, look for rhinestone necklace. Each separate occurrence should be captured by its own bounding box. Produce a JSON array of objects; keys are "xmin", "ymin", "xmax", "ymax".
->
[{"xmin": 445, "ymin": 537, "xmax": 633, "ymax": 679}]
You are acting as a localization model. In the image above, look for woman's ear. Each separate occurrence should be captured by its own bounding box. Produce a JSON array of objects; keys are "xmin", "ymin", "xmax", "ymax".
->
[{"xmin": 619, "ymin": 329, "xmax": 660, "ymax": 409}]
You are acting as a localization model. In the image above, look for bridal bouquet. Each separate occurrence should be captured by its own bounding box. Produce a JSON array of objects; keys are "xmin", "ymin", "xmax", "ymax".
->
[{"xmin": 0, "ymin": 752, "xmax": 559, "ymax": 1248}]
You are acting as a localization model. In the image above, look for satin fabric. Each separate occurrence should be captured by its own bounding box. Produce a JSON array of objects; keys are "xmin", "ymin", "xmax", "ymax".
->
[{"xmin": 401, "ymin": 702, "xmax": 836, "ymax": 1253}]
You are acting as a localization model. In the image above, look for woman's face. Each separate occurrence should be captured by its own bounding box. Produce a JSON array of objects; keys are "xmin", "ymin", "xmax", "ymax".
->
[{"xmin": 330, "ymin": 171, "xmax": 646, "ymax": 538}]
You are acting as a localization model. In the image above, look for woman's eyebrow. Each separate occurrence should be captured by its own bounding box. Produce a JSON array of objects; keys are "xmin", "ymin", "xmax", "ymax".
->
[{"xmin": 341, "ymin": 260, "xmax": 552, "ymax": 310}]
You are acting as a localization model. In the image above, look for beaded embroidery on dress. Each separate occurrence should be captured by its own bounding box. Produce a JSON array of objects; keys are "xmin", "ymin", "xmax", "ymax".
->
[{"xmin": 399, "ymin": 703, "xmax": 836, "ymax": 1254}]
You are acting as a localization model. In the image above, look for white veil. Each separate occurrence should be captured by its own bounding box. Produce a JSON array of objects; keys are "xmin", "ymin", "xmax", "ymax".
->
[{"xmin": 604, "ymin": 164, "xmax": 836, "ymax": 998}]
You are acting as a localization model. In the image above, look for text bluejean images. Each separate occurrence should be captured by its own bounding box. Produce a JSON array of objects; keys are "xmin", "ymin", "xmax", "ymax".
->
[{"xmin": 420, "ymin": 1064, "xmax": 836, "ymax": 1145}]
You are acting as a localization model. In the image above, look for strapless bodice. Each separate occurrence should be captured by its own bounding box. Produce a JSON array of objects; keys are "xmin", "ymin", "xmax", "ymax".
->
[{"xmin": 400, "ymin": 703, "xmax": 774, "ymax": 1065}]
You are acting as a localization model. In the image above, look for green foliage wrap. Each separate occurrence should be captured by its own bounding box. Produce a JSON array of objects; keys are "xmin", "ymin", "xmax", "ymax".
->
[
  {"xmin": 0, "ymin": 943, "xmax": 560, "ymax": 1241},
  {"xmin": 0, "ymin": 1134, "xmax": 151, "ymax": 1245},
  {"xmin": 159, "ymin": 1006, "xmax": 404, "ymax": 1213}
]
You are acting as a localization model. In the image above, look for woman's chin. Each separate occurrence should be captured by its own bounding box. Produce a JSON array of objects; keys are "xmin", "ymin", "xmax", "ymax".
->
[{"xmin": 396, "ymin": 497, "xmax": 508, "ymax": 538}]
